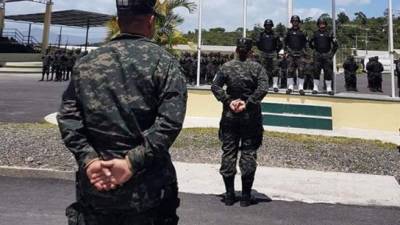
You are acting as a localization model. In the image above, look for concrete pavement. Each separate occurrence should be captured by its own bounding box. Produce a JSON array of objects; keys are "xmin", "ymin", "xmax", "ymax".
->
[
  {"xmin": 0, "ymin": 175, "xmax": 399, "ymax": 225},
  {"xmin": 1, "ymin": 161, "xmax": 399, "ymax": 208}
]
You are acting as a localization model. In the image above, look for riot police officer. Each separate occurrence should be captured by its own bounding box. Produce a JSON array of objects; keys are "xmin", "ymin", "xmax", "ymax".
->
[
  {"xmin": 257, "ymin": 19, "xmax": 283, "ymax": 92},
  {"xmin": 309, "ymin": 17, "xmax": 338, "ymax": 95},
  {"xmin": 343, "ymin": 55, "xmax": 359, "ymax": 92},
  {"xmin": 212, "ymin": 38, "xmax": 268, "ymax": 207},
  {"xmin": 366, "ymin": 56, "xmax": 384, "ymax": 92},
  {"xmin": 284, "ymin": 15, "xmax": 308, "ymax": 95}
]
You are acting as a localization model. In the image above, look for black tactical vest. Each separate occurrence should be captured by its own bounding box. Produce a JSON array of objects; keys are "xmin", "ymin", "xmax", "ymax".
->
[
  {"xmin": 313, "ymin": 30, "xmax": 332, "ymax": 53},
  {"xmin": 286, "ymin": 29, "xmax": 307, "ymax": 51},
  {"xmin": 258, "ymin": 32, "xmax": 278, "ymax": 53}
]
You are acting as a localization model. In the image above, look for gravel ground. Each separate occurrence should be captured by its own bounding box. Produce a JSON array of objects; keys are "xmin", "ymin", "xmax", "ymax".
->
[{"xmin": 0, "ymin": 123, "xmax": 399, "ymax": 184}]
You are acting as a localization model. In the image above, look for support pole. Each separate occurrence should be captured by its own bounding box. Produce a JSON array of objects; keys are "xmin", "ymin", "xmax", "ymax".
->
[
  {"xmin": 0, "ymin": 0, "xmax": 5, "ymax": 37},
  {"xmin": 243, "ymin": 0, "xmax": 247, "ymax": 38},
  {"xmin": 41, "ymin": 0, "xmax": 53, "ymax": 54},
  {"xmin": 57, "ymin": 26, "xmax": 62, "ymax": 48},
  {"xmin": 196, "ymin": 0, "xmax": 203, "ymax": 87},
  {"xmin": 332, "ymin": 0, "xmax": 338, "ymax": 94},
  {"xmin": 288, "ymin": 0, "xmax": 293, "ymax": 27},
  {"xmin": 27, "ymin": 23, "xmax": 32, "ymax": 45},
  {"xmin": 85, "ymin": 20, "xmax": 90, "ymax": 51},
  {"xmin": 388, "ymin": 0, "xmax": 396, "ymax": 98}
]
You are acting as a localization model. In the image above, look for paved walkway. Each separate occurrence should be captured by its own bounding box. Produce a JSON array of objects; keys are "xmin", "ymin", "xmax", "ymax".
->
[
  {"xmin": 1, "ymin": 162, "xmax": 399, "ymax": 208},
  {"xmin": 2, "ymin": 176, "xmax": 399, "ymax": 225}
]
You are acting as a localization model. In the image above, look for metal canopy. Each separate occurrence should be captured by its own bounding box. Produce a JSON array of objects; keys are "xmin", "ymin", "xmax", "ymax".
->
[{"xmin": 5, "ymin": 10, "xmax": 112, "ymax": 27}]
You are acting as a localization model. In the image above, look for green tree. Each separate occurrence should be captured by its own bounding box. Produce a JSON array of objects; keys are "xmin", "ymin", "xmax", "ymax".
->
[
  {"xmin": 105, "ymin": 0, "xmax": 196, "ymax": 50},
  {"xmin": 337, "ymin": 12, "xmax": 350, "ymax": 25}
]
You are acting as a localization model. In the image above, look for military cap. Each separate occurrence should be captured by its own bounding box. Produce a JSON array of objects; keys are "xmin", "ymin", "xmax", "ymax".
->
[
  {"xmin": 236, "ymin": 38, "xmax": 253, "ymax": 52},
  {"xmin": 264, "ymin": 19, "xmax": 274, "ymax": 27},
  {"xmin": 116, "ymin": 0, "xmax": 157, "ymax": 15},
  {"xmin": 290, "ymin": 15, "xmax": 301, "ymax": 23}
]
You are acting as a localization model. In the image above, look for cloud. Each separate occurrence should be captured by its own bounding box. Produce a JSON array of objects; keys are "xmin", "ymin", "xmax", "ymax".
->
[
  {"xmin": 336, "ymin": 0, "xmax": 371, "ymax": 6},
  {"xmin": 295, "ymin": 7, "xmax": 327, "ymax": 20},
  {"xmin": 176, "ymin": 0, "xmax": 289, "ymax": 32}
]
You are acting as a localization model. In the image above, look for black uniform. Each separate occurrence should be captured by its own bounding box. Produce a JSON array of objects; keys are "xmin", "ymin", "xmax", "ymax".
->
[
  {"xmin": 285, "ymin": 28, "xmax": 308, "ymax": 79},
  {"xmin": 366, "ymin": 57, "xmax": 384, "ymax": 92},
  {"xmin": 309, "ymin": 30, "xmax": 338, "ymax": 81},
  {"xmin": 343, "ymin": 57, "xmax": 359, "ymax": 91},
  {"xmin": 257, "ymin": 30, "xmax": 282, "ymax": 87}
]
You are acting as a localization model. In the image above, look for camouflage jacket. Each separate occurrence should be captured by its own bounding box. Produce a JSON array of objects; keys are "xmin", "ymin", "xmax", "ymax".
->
[
  {"xmin": 57, "ymin": 34, "xmax": 187, "ymax": 178},
  {"xmin": 211, "ymin": 59, "xmax": 268, "ymax": 118}
]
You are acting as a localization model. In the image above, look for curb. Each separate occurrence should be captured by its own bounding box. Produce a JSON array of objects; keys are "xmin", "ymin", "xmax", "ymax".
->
[{"xmin": 0, "ymin": 166, "xmax": 74, "ymax": 181}]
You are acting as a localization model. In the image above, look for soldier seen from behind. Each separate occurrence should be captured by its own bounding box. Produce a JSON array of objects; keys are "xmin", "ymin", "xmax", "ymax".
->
[
  {"xmin": 366, "ymin": 56, "xmax": 384, "ymax": 92},
  {"xmin": 57, "ymin": 0, "xmax": 187, "ymax": 224},
  {"xmin": 309, "ymin": 17, "xmax": 338, "ymax": 96},
  {"xmin": 257, "ymin": 19, "xmax": 283, "ymax": 92},
  {"xmin": 284, "ymin": 15, "xmax": 308, "ymax": 95},
  {"xmin": 212, "ymin": 38, "xmax": 268, "ymax": 207},
  {"xmin": 343, "ymin": 55, "xmax": 359, "ymax": 92}
]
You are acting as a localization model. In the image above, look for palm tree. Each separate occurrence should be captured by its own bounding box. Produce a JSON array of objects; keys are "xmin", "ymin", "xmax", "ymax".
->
[{"xmin": 105, "ymin": 0, "xmax": 196, "ymax": 50}]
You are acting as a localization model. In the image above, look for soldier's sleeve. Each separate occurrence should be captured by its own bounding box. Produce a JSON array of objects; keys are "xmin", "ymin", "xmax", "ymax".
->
[
  {"xmin": 57, "ymin": 78, "xmax": 99, "ymax": 169},
  {"xmin": 284, "ymin": 34, "xmax": 289, "ymax": 52},
  {"xmin": 211, "ymin": 66, "xmax": 231, "ymax": 105},
  {"xmin": 126, "ymin": 59, "xmax": 187, "ymax": 176},
  {"xmin": 247, "ymin": 64, "xmax": 268, "ymax": 107}
]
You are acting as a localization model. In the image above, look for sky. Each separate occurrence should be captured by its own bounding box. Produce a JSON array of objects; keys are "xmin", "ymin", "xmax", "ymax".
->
[{"xmin": 2, "ymin": 0, "xmax": 400, "ymax": 44}]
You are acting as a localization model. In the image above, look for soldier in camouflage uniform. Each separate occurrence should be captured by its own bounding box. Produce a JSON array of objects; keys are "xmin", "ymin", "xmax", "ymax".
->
[
  {"xmin": 57, "ymin": 0, "xmax": 187, "ymax": 224},
  {"xmin": 212, "ymin": 38, "xmax": 268, "ymax": 207},
  {"xmin": 309, "ymin": 17, "xmax": 339, "ymax": 95},
  {"xmin": 284, "ymin": 15, "xmax": 308, "ymax": 95},
  {"xmin": 257, "ymin": 19, "xmax": 283, "ymax": 92},
  {"xmin": 40, "ymin": 49, "xmax": 52, "ymax": 81},
  {"xmin": 65, "ymin": 51, "xmax": 76, "ymax": 81}
]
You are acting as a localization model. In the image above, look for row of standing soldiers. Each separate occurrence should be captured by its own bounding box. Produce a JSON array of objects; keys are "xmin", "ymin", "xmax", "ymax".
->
[
  {"xmin": 179, "ymin": 52, "xmax": 234, "ymax": 85},
  {"xmin": 180, "ymin": 15, "xmax": 339, "ymax": 95},
  {"xmin": 40, "ymin": 49, "xmax": 87, "ymax": 82},
  {"xmin": 256, "ymin": 15, "xmax": 338, "ymax": 95}
]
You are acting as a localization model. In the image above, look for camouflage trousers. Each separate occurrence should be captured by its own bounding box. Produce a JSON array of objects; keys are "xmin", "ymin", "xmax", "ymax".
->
[
  {"xmin": 314, "ymin": 52, "xmax": 334, "ymax": 81},
  {"xmin": 287, "ymin": 54, "xmax": 306, "ymax": 79},
  {"xmin": 260, "ymin": 54, "xmax": 279, "ymax": 78},
  {"xmin": 218, "ymin": 114, "xmax": 263, "ymax": 179},
  {"xmin": 66, "ymin": 202, "xmax": 179, "ymax": 225}
]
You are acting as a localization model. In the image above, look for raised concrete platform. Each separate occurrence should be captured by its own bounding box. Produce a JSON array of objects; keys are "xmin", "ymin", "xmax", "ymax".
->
[{"xmin": 1, "ymin": 162, "xmax": 399, "ymax": 208}]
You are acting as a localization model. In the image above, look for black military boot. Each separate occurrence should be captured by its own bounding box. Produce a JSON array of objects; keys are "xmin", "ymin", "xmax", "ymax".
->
[
  {"xmin": 240, "ymin": 176, "xmax": 256, "ymax": 207},
  {"xmin": 223, "ymin": 176, "xmax": 235, "ymax": 206}
]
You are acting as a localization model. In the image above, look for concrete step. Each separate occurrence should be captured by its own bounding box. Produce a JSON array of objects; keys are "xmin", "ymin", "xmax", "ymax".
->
[
  {"xmin": 0, "ymin": 67, "xmax": 42, "ymax": 74},
  {"xmin": 4, "ymin": 62, "xmax": 42, "ymax": 68}
]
